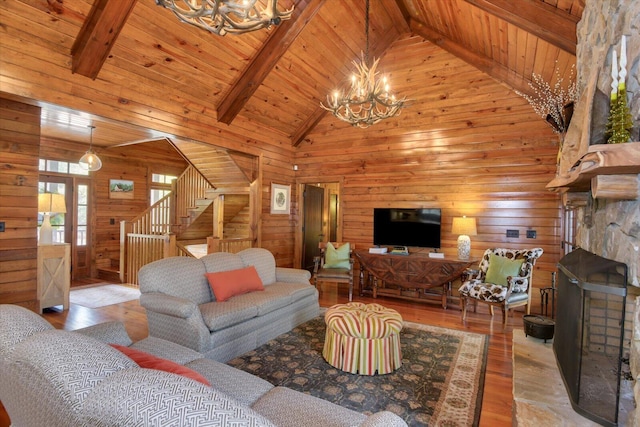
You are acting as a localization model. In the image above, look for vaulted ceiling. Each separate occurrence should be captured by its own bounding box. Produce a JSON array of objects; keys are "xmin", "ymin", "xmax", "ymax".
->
[{"xmin": 9, "ymin": 0, "xmax": 583, "ymax": 149}]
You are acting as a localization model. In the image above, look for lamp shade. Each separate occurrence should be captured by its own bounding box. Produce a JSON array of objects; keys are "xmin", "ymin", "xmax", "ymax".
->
[
  {"xmin": 451, "ymin": 216, "xmax": 477, "ymax": 236},
  {"xmin": 38, "ymin": 193, "xmax": 66, "ymax": 214}
]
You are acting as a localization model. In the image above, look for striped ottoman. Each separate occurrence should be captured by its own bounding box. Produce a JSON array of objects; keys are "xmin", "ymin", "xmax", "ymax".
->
[{"xmin": 323, "ymin": 302, "xmax": 403, "ymax": 375}]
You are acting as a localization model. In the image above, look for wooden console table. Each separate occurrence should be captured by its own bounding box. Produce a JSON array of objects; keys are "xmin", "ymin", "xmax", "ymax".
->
[
  {"xmin": 37, "ymin": 243, "xmax": 71, "ymax": 313},
  {"xmin": 354, "ymin": 250, "xmax": 476, "ymax": 309}
]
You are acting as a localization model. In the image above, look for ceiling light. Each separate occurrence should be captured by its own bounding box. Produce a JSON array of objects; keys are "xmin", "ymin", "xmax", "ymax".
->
[
  {"xmin": 156, "ymin": 0, "xmax": 293, "ymax": 36},
  {"xmin": 321, "ymin": 0, "xmax": 407, "ymax": 128},
  {"xmin": 79, "ymin": 125, "xmax": 102, "ymax": 172}
]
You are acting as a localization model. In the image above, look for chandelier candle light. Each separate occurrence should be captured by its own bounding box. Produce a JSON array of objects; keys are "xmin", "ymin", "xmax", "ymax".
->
[
  {"xmin": 452, "ymin": 216, "xmax": 477, "ymax": 261},
  {"xmin": 155, "ymin": 0, "xmax": 293, "ymax": 36},
  {"xmin": 320, "ymin": 0, "xmax": 407, "ymax": 128}
]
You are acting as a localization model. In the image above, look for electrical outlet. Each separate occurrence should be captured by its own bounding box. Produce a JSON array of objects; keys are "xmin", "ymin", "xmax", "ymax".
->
[
  {"xmin": 110, "ymin": 218, "xmax": 115, "ymax": 225},
  {"xmin": 527, "ymin": 230, "xmax": 537, "ymax": 239},
  {"xmin": 0, "ymin": 221, "xmax": 4, "ymax": 232},
  {"xmin": 506, "ymin": 229, "xmax": 519, "ymax": 238}
]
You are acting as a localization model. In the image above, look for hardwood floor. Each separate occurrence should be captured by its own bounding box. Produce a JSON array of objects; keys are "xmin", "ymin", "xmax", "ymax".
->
[{"xmin": 3, "ymin": 281, "xmax": 521, "ymax": 427}]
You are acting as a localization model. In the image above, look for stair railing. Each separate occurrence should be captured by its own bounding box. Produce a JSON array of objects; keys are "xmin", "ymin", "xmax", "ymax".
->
[
  {"xmin": 120, "ymin": 165, "xmax": 213, "ymax": 284},
  {"xmin": 174, "ymin": 165, "xmax": 213, "ymax": 220}
]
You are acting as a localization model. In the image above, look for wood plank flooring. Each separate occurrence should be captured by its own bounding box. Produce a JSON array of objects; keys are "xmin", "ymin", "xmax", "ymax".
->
[{"xmin": 2, "ymin": 281, "xmax": 522, "ymax": 427}]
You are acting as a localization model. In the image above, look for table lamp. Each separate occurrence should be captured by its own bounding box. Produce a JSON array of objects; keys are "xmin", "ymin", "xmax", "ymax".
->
[
  {"xmin": 452, "ymin": 216, "xmax": 477, "ymax": 260},
  {"xmin": 38, "ymin": 193, "xmax": 66, "ymax": 245}
]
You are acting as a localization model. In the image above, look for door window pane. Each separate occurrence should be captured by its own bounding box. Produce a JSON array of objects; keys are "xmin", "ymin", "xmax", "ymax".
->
[{"xmin": 77, "ymin": 184, "xmax": 88, "ymax": 246}]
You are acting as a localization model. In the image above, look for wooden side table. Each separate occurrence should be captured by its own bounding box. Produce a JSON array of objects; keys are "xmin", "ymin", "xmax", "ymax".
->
[{"xmin": 37, "ymin": 243, "xmax": 71, "ymax": 313}]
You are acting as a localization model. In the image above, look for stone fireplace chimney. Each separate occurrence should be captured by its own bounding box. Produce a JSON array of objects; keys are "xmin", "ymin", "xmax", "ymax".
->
[{"xmin": 551, "ymin": 1, "xmax": 639, "ymax": 423}]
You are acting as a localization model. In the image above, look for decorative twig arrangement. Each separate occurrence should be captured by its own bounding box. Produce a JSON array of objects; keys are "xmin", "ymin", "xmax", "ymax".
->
[{"xmin": 516, "ymin": 64, "xmax": 579, "ymax": 135}]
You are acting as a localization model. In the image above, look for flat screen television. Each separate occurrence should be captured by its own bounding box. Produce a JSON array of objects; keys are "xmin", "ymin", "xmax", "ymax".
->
[{"xmin": 373, "ymin": 208, "xmax": 441, "ymax": 249}]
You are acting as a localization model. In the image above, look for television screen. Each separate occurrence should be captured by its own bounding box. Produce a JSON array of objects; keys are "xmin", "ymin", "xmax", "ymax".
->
[{"xmin": 373, "ymin": 208, "xmax": 441, "ymax": 249}]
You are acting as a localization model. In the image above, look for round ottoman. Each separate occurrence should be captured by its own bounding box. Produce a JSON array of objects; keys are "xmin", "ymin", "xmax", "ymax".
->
[{"xmin": 323, "ymin": 302, "xmax": 403, "ymax": 375}]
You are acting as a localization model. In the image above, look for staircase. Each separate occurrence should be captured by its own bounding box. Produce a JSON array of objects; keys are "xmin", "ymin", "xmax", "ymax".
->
[{"xmin": 117, "ymin": 164, "xmax": 255, "ymax": 285}]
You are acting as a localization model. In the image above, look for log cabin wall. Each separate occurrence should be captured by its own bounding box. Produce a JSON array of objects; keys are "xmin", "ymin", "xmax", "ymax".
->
[
  {"xmin": 0, "ymin": 98, "xmax": 40, "ymax": 309},
  {"xmin": 38, "ymin": 137, "xmax": 189, "ymax": 279},
  {"xmin": 297, "ymin": 35, "xmax": 563, "ymax": 301}
]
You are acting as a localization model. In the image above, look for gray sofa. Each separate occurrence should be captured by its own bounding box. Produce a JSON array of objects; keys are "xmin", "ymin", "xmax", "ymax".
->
[
  {"xmin": 0, "ymin": 304, "xmax": 408, "ymax": 427},
  {"xmin": 139, "ymin": 248, "xmax": 320, "ymax": 361}
]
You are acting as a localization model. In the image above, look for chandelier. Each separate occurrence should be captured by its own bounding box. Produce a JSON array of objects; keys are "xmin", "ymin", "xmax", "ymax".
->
[
  {"xmin": 156, "ymin": 0, "xmax": 293, "ymax": 36},
  {"xmin": 320, "ymin": 0, "xmax": 406, "ymax": 128}
]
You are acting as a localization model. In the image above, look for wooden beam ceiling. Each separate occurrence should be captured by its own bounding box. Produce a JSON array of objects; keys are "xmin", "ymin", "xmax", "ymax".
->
[
  {"xmin": 71, "ymin": 0, "xmax": 138, "ymax": 79},
  {"xmin": 462, "ymin": 0, "xmax": 579, "ymax": 55},
  {"xmin": 217, "ymin": 0, "xmax": 327, "ymax": 125},
  {"xmin": 410, "ymin": 19, "xmax": 535, "ymax": 97}
]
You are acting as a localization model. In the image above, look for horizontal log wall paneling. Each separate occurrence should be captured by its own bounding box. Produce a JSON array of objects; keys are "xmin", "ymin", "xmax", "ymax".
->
[
  {"xmin": 296, "ymin": 36, "xmax": 563, "ymax": 307},
  {"xmin": 0, "ymin": 97, "xmax": 40, "ymax": 309}
]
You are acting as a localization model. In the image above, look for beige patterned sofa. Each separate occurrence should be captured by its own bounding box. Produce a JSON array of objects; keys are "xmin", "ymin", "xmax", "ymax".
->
[
  {"xmin": 139, "ymin": 248, "xmax": 320, "ymax": 361},
  {"xmin": 0, "ymin": 304, "xmax": 407, "ymax": 427}
]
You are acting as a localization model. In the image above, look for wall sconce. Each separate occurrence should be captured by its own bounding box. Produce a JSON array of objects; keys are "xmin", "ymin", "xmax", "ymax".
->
[
  {"xmin": 38, "ymin": 193, "xmax": 66, "ymax": 245},
  {"xmin": 452, "ymin": 216, "xmax": 477, "ymax": 260}
]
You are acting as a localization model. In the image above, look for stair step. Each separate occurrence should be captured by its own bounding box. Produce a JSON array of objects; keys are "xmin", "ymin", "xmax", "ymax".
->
[{"xmin": 97, "ymin": 267, "xmax": 121, "ymax": 282}]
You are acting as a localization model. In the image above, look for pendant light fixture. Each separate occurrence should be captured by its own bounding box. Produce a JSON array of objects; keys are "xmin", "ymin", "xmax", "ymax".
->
[
  {"xmin": 320, "ymin": 0, "xmax": 407, "ymax": 128},
  {"xmin": 79, "ymin": 125, "xmax": 102, "ymax": 172}
]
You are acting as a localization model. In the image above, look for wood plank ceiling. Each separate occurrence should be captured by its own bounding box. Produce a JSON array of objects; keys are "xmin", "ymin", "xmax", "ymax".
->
[{"xmin": 6, "ymin": 0, "xmax": 583, "ymax": 149}]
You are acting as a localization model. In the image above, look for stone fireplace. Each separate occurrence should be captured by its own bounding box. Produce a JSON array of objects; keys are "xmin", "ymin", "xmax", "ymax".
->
[{"xmin": 551, "ymin": 1, "xmax": 640, "ymax": 424}]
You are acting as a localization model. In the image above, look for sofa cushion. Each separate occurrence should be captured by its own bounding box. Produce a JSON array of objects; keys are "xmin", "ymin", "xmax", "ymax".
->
[
  {"xmin": 252, "ymin": 386, "xmax": 367, "ymax": 427},
  {"xmin": 139, "ymin": 256, "xmax": 213, "ymax": 305},
  {"xmin": 131, "ymin": 336, "xmax": 203, "ymax": 365},
  {"xmin": 200, "ymin": 300, "xmax": 259, "ymax": 332},
  {"xmin": 206, "ymin": 266, "xmax": 265, "ymax": 302},
  {"xmin": 238, "ymin": 248, "xmax": 277, "ymax": 285},
  {"xmin": 110, "ymin": 343, "xmax": 211, "ymax": 386},
  {"xmin": 186, "ymin": 358, "xmax": 274, "ymax": 407},
  {"xmin": 79, "ymin": 369, "xmax": 276, "ymax": 427}
]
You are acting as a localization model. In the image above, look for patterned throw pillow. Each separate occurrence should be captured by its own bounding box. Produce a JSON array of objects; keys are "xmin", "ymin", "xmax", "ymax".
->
[
  {"xmin": 484, "ymin": 253, "xmax": 524, "ymax": 287},
  {"xmin": 324, "ymin": 242, "xmax": 350, "ymax": 269}
]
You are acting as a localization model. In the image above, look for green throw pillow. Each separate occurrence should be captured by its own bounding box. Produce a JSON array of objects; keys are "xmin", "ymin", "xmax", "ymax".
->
[
  {"xmin": 484, "ymin": 253, "xmax": 524, "ymax": 287},
  {"xmin": 324, "ymin": 242, "xmax": 350, "ymax": 269}
]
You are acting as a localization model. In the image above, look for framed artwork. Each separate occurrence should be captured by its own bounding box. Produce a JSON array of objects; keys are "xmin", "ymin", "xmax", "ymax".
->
[
  {"xmin": 270, "ymin": 183, "xmax": 290, "ymax": 214},
  {"xmin": 109, "ymin": 179, "xmax": 134, "ymax": 199}
]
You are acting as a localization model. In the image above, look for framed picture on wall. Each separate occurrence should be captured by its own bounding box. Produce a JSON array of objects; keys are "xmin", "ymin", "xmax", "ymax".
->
[
  {"xmin": 270, "ymin": 183, "xmax": 290, "ymax": 214},
  {"xmin": 109, "ymin": 179, "xmax": 134, "ymax": 199}
]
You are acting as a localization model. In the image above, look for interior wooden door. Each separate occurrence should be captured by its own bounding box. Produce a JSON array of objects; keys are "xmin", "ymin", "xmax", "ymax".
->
[{"xmin": 302, "ymin": 184, "xmax": 324, "ymax": 272}]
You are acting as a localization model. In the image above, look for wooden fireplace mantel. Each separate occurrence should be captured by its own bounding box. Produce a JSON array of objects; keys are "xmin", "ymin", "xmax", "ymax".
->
[{"xmin": 547, "ymin": 142, "xmax": 640, "ymax": 200}]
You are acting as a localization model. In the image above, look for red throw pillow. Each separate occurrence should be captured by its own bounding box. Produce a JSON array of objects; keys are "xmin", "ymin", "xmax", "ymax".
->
[
  {"xmin": 205, "ymin": 266, "xmax": 264, "ymax": 302},
  {"xmin": 109, "ymin": 344, "xmax": 210, "ymax": 386}
]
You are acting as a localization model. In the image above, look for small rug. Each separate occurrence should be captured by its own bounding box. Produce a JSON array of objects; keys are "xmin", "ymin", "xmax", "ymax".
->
[
  {"xmin": 228, "ymin": 317, "xmax": 488, "ymax": 426},
  {"xmin": 69, "ymin": 284, "xmax": 140, "ymax": 308}
]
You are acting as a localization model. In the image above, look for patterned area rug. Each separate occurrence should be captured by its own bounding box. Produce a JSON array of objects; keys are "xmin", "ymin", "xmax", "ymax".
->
[
  {"xmin": 228, "ymin": 316, "xmax": 488, "ymax": 426},
  {"xmin": 69, "ymin": 284, "xmax": 140, "ymax": 308}
]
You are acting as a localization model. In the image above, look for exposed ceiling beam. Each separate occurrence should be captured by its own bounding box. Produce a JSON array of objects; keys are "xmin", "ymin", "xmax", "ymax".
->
[
  {"xmin": 71, "ymin": 0, "xmax": 137, "ymax": 79},
  {"xmin": 292, "ymin": 4, "xmax": 406, "ymax": 147},
  {"xmin": 410, "ymin": 19, "xmax": 535, "ymax": 98},
  {"xmin": 463, "ymin": 0, "xmax": 578, "ymax": 55},
  {"xmin": 217, "ymin": 0, "xmax": 326, "ymax": 125}
]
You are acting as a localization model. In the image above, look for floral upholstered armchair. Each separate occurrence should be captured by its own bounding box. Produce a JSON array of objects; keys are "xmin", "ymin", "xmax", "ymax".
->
[{"xmin": 458, "ymin": 247, "xmax": 543, "ymax": 326}]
